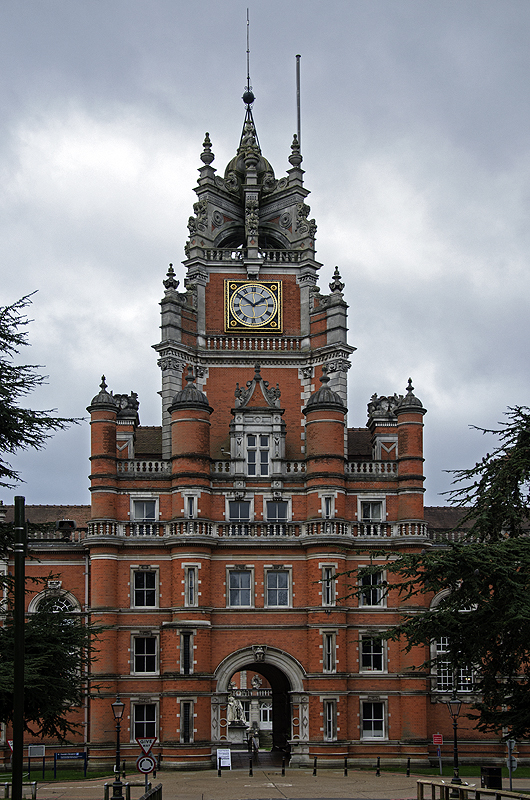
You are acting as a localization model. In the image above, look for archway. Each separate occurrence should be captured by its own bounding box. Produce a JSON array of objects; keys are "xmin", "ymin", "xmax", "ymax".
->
[{"xmin": 212, "ymin": 646, "xmax": 308, "ymax": 757}]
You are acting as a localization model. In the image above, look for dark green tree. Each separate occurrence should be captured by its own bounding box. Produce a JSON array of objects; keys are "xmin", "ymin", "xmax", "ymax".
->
[
  {"xmin": 0, "ymin": 294, "xmax": 94, "ymax": 740},
  {"xmin": 0, "ymin": 293, "xmax": 77, "ymax": 489},
  {"xmin": 368, "ymin": 407, "xmax": 530, "ymax": 738},
  {"xmin": 0, "ymin": 600, "xmax": 100, "ymax": 740}
]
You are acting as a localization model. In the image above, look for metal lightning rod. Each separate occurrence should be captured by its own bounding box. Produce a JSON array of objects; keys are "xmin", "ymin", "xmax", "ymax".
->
[
  {"xmin": 246, "ymin": 8, "xmax": 251, "ymax": 93},
  {"xmin": 296, "ymin": 54, "xmax": 301, "ymax": 151}
]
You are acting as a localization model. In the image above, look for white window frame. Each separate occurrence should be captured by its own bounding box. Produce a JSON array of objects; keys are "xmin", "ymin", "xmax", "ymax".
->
[
  {"xmin": 264, "ymin": 568, "xmax": 291, "ymax": 608},
  {"xmin": 321, "ymin": 565, "xmax": 336, "ymax": 607},
  {"xmin": 132, "ymin": 635, "xmax": 158, "ymax": 675},
  {"xmin": 227, "ymin": 567, "xmax": 254, "ymax": 608},
  {"xmin": 184, "ymin": 494, "xmax": 199, "ymax": 519},
  {"xmin": 320, "ymin": 493, "xmax": 335, "ymax": 520},
  {"xmin": 247, "ymin": 433, "xmax": 270, "ymax": 477},
  {"xmin": 359, "ymin": 569, "xmax": 386, "ymax": 607},
  {"xmin": 130, "ymin": 495, "xmax": 160, "ymax": 536},
  {"xmin": 179, "ymin": 699, "xmax": 194, "ymax": 743},
  {"xmin": 226, "ymin": 496, "xmax": 254, "ymax": 534},
  {"xmin": 180, "ymin": 630, "xmax": 194, "ymax": 675},
  {"xmin": 322, "ymin": 698, "xmax": 337, "ymax": 741},
  {"xmin": 131, "ymin": 567, "xmax": 159, "ymax": 609},
  {"xmin": 322, "ymin": 631, "xmax": 337, "ymax": 673},
  {"xmin": 260, "ymin": 701, "xmax": 272, "ymax": 725},
  {"xmin": 359, "ymin": 634, "xmax": 386, "ymax": 673},
  {"xmin": 434, "ymin": 638, "xmax": 474, "ymax": 693},
  {"xmin": 264, "ymin": 498, "xmax": 290, "ymax": 523},
  {"xmin": 357, "ymin": 496, "xmax": 386, "ymax": 535},
  {"xmin": 183, "ymin": 564, "xmax": 199, "ymax": 607},
  {"xmin": 361, "ymin": 699, "xmax": 387, "ymax": 740},
  {"xmin": 132, "ymin": 702, "xmax": 158, "ymax": 741}
]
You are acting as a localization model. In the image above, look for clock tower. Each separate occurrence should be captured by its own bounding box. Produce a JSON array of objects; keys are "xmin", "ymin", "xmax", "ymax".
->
[{"xmin": 154, "ymin": 100, "xmax": 354, "ymax": 463}]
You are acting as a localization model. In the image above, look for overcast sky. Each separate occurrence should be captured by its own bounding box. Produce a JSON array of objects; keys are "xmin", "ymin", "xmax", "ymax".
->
[{"xmin": 2, "ymin": 0, "xmax": 529, "ymax": 508}]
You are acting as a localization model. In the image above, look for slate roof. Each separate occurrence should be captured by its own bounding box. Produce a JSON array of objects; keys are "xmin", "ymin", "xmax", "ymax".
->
[
  {"xmin": 347, "ymin": 427, "xmax": 372, "ymax": 459},
  {"xmin": 135, "ymin": 426, "xmax": 162, "ymax": 457}
]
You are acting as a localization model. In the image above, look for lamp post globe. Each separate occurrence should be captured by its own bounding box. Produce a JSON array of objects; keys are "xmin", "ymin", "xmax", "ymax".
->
[{"xmin": 111, "ymin": 695, "xmax": 125, "ymax": 800}]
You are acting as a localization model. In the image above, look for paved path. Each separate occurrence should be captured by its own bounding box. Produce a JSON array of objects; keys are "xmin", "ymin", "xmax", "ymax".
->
[{"xmin": 28, "ymin": 768, "xmax": 530, "ymax": 800}]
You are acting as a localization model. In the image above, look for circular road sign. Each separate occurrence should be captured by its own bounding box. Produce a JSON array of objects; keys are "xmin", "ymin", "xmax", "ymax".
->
[{"xmin": 136, "ymin": 755, "xmax": 156, "ymax": 774}]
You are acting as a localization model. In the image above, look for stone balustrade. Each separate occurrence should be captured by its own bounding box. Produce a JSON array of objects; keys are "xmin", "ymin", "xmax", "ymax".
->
[
  {"xmin": 86, "ymin": 519, "xmax": 428, "ymax": 539},
  {"xmin": 205, "ymin": 336, "xmax": 302, "ymax": 351},
  {"xmin": 117, "ymin": 460, "xmax": 170, "ymax": 474}
]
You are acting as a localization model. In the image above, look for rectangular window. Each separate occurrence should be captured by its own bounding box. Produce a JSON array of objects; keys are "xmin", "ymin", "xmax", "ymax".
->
[
  {"xmin": 360, "ymin": 637, "xmax": 384, "ymax": 672},
  {"xmin": 134, "ymin": 637, "xmax": 157, "ymax": 673},
  {"xmin": 266, "ymin": 571, "xmax": 289, "ymax": 607},
  {"xmin": 247, "ymin": 434, "xmax": 269, "ymax": 477},
  {"xmin": 133, "ymin": 571, "xmax": 157, "ymax": 607},
  {"xmin": 436, "ymin": 638, "xmax": 473, "ymax": 692},
  {"xmin": 323, "ymin": 700, "xmax": 337, "ymax": 741},
  {"xmin": 323, "ymin": 496, "xmax": 333, "ymax": 519},
  {"xmin": 359, "ymin": 571, "xmax": 384, "ymax": 607},
  {"xmin": 181, "ymin": 632, "xmax": 192, "ymax": 675},
  {"xmin": 133, "ymin": 500, "xmax": 158, "ymax": 536},
  {"xmin": 134, "ymin": 704, "xmax": 156, "ymax": 739},
  {"xmin": 185, "ymin": 567, "xmax": 198, "ymax": 607},
  {"xmin": 361, "ymin": 502, "xmax": 382, "ymax": 522},
  {"xmin": 322, "ymin": 566, "xmax": 336, "ymax": 607},
  {"xmin": 228, "ymin": 570, "xmax": 252, "ymax": 607},
  {"xmin": 134, "ymin": 500, "xmax": 156, "ymax": 521},
  {"xmin": 228, "ymin": 501, "xmax": 250, "ymax": 521},
  {"xmin": 181, "ymin": 701, "xmax": 192, "ymax": 743},
  {"xmin": 186, "ymin": 497, "xmax": 196, "ymax": 519},
  {"xmin": 323, "ymin": 632, "xmax": 336, "ymax": 673},
  {"xmin": 362, "ymin": 701, "xmax": 385, "ymax": 738},
  {"xmin": 266, "ymin": 501, "xmax": 288, "ymax": 522}
]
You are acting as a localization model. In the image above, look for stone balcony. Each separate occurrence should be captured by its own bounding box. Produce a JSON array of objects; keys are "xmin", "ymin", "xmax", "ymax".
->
[{"xmin": 85, "ymin": 519, "xmax": 429, "ymax": 540}]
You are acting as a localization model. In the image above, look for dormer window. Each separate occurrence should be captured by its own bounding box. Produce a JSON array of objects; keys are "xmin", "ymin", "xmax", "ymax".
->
[{"xmin": 247, "ymin": 434, "xmax": 270, "ymax": 477}]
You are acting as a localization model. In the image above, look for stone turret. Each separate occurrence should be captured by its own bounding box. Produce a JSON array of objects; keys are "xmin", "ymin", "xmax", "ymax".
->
[
  {"xmin": 395, "ymin": 379, "xmax": 427, "ymax": 524},
  {"xmin": 86, "ymin": 376, "xmax": 118, "ymax": 521},
  {"xmin": 303, "ymin": 366, "xmax": 347, "ymax": 519},
  {"xmin": 168, "ymin": 366, "xmax": 213, "ymax": 520}
]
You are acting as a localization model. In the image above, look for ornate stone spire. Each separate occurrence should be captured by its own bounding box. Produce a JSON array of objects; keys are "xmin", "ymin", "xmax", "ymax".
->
[
  {"xmin": 288, "ymin": 133, "xmax": 303, "ymax": 168},
  {"xmin": 163, "ymin": 264, "xmax": 179, "ymax": 292},
  {"xmin": 305, "ymin": 365, "xmax": 345, "ymax": 411},
  {"xmin": 329, "ymin": 267, "xmax": 345, "ymax": 293},
  {"xmin": 89, "ymin": 376, "xmax": 116, "ymax": 408},
  {"xmin": 396, "ymin": 378, "xmax": 425, "ymax": 411},
  {"xmin": 200, "ymin": 132, "xmax": 214, "ymax": 165}
]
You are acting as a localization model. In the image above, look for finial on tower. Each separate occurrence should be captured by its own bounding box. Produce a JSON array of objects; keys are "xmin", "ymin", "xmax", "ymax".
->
[
  {"xmin": 163, "ymin": 264, "xmax": 179, "ymax": 291},
  {"xmin": 200, "ymin": 132, "xmax": 214, "ymax": 165}
]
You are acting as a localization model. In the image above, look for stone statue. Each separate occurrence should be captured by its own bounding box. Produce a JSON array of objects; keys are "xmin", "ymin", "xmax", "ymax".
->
[{"xmin": 227, "ymin": 694, "xmax": 246, "ymax": 725}]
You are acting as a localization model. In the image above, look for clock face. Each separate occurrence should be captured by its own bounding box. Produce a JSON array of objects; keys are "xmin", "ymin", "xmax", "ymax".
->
[{"xmin": 225, "ymin": 281, "xmax": 282, "ymax": 332}]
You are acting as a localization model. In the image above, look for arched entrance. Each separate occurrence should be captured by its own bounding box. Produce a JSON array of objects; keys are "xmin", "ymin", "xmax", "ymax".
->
[{"xmin": 212, "ymin": 646, "xmax": 309, "ymax": 764}]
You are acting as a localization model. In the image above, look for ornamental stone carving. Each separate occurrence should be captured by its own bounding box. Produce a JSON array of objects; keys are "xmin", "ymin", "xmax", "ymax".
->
[{"xmin": 367, "ymin": 393, "xmax": 401, "ymax": 418}]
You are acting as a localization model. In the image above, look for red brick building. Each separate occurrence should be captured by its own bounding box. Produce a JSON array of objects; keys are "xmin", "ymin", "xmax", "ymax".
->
[{"xmin": 2, "ymin": 100, "xmax": 517, "ymax": 770}]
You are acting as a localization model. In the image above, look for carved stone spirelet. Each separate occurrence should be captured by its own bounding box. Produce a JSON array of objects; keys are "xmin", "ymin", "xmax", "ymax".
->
[{"xmin": 163, "ymin": 264, "xmax": 179, "ymax": 291}]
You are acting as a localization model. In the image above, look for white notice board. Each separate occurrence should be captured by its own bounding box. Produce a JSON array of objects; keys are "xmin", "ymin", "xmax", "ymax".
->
[{"xmin": 216, "ymin": 748, "xmax": 232, "ymax": 769}]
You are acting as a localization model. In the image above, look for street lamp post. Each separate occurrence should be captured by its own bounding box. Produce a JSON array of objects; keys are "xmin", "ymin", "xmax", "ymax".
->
[
  {"xmin": 111, "ymin": 696, "xmax": 125, "ymax": 800},
  {"xmin": 446, "ymin": 693, "xmax": 462, "ymax": 795}
]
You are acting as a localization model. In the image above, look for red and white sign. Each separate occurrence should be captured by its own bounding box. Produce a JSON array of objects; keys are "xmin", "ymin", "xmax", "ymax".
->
[
  {"xmin": 136, "ymin": 737, "xmax": 157, "ymax": 755},
  {"xmin": 136, "ymin": 754, "xmax": 156, "ymax": 774},
  {"xmin": 433, "ymin": 733, "xmax": 443, "ymax": 745}
]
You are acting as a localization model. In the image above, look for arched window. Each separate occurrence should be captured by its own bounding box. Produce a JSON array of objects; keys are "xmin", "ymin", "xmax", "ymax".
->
[{"xmin": 28, "ymin": 588, "xmax": 81, "ymax": 614}]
